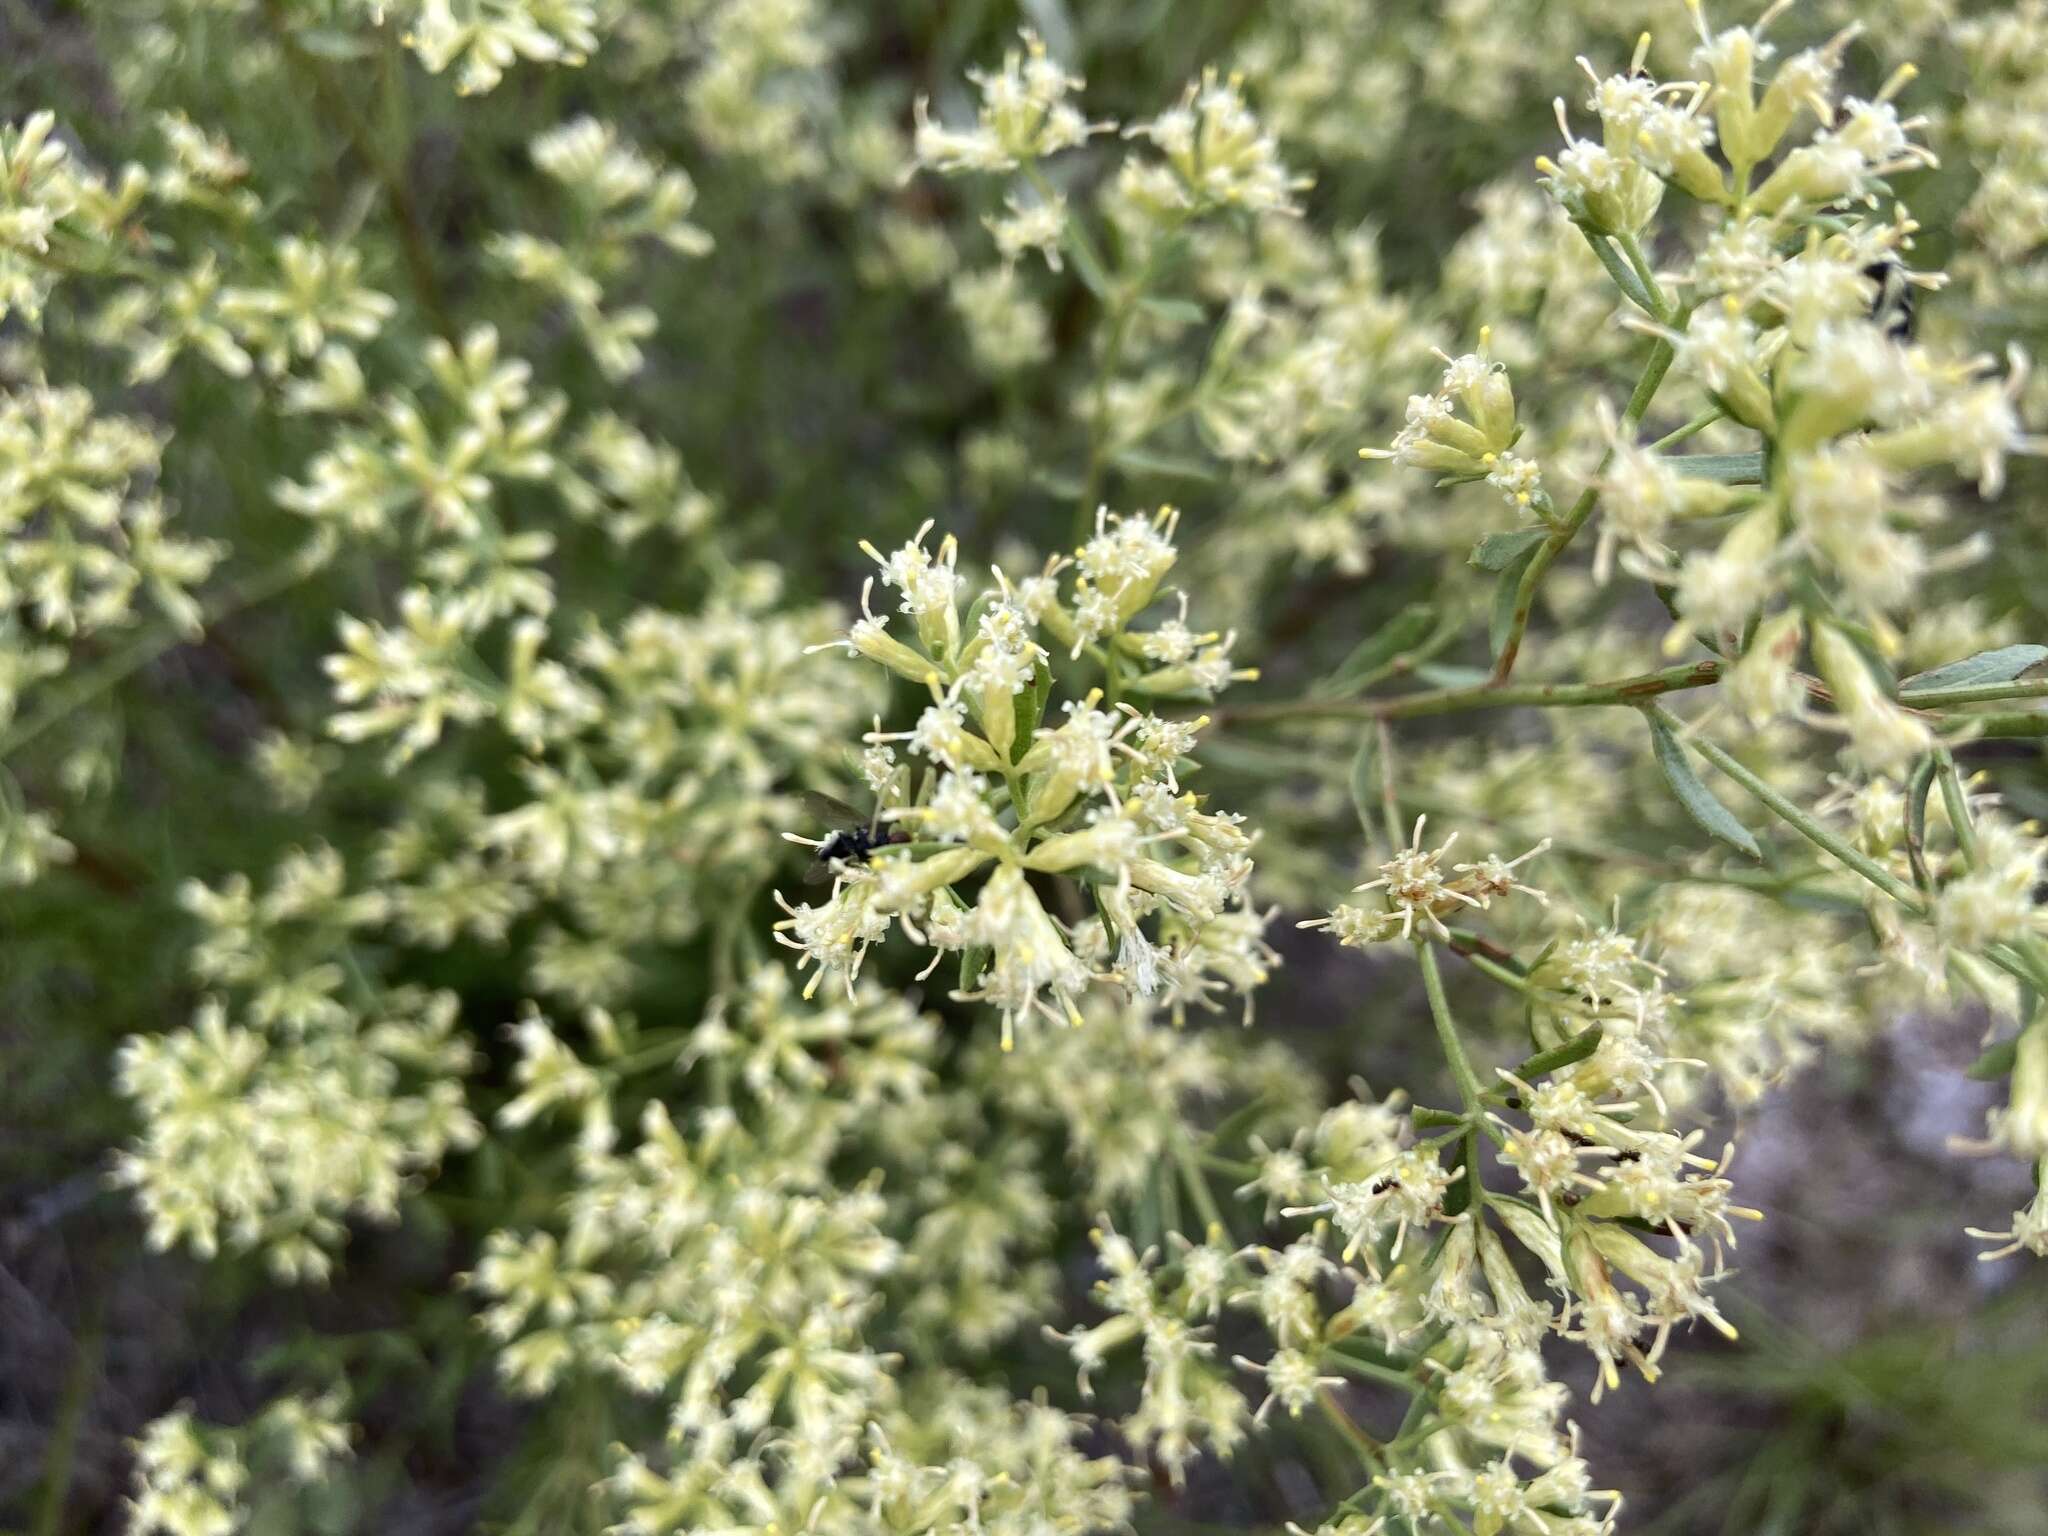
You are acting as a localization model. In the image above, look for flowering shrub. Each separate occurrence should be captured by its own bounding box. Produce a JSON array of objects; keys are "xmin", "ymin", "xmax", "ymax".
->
[{"xmin": 8, "ymin": 1, "xmax": 2048, "ymax": 1532}]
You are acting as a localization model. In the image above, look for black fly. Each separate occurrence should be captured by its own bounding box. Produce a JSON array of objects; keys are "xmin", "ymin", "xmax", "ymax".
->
[
  {"xmin": 788, "ymin": 790, "xmax": 907, "ymax": 883},
  {"xmin": 1864, "ymin": 257, "xmax": 1916, "ymax": 341}
]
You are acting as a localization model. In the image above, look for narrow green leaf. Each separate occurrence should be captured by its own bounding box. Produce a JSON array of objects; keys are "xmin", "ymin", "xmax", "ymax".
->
[
  {"xmin": 1489, "ymin": 543, "xmax": 1542, "ymax": 661},
  {"xmin": 1138, "ymin": 295, "xmax": 1206, "ymax": 325},
  {"xmin": 1319, "ymin": 603, "xmax": 1439, "ymax": 698},
  {"xmin": 961, "ymin": 590, "xmax": 993, "ymax": 640},
  {"xmin": 1967, "ymin": 1038, "xmax": 2019, "ymax": 1081},
  {"xmin": 1348, "ymin": 734, "xmax": 1380, "ymax": 837},
  {"xmin": 1012, "ymin": 662, "xmax": 1053, "ymax": 760},
  {"xmin": 1110, "ymin": 445, "xmax": 1220, "ymax": 483},
  {"xmin": 959, "ymin": 945, "xmax": 991, "ymax": 993},
  {"xmin": 1646, "ymin": 713, "xmax": 1762, "ymax": 858},
  {"xmin": 1411, "ymin": 1105, "xmax": 1468, "ymax": 1130},
  {"xmin": 1899, "ymin": 644, "xmax": 2048, "ymax": 698},
  {"xmin": 294, "ymin": 26, "xmax": 376, "ymax": 58},
  {"xmin": 1670, "ymin": 451, "xmax": 1764, "ymax": 484},
  {"xmin": 1204, "ymin": 1093, "xmax": 1277, "ymax": 1150},
  {"xmin": 1414, "ymin": 662, "xmax": 1492, "ymax": 688},
  {"xmin": 1580, "ymin": 227, "xmax": 1659, "ymax": 316},
  {"xmin": 1510, "ymin": 1027, "xmax": 1604, "ymax": 1081},
  {"xmin": 1441, "ymin": 1139, "xmax": 1474, "ymax": 1217},
  {"xmin": 1470, "ymin": 527, "xmax": 1548, "ymax": 573},
  {"xmin": 1904, "ymin": 752, "xmax": 1937, "ymax": 891},
  {"xmin": 1062, "ymin": 221, "xmax": 1112, "ymax": 298}
]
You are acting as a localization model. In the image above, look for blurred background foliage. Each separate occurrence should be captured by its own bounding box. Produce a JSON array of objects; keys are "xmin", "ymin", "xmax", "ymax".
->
[{"xmin": 1, "ymin": 0, "xmax": 2046, "ymax": 1531}]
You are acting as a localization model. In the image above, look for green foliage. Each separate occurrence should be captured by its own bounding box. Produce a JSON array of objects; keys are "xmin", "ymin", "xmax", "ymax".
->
[{"xmin": 3, "ymin": 2, "xmax": 2048, "ymax": 1534}]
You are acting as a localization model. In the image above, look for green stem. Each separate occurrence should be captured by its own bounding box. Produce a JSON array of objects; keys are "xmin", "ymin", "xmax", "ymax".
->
[
  {"xmin": 1322, "ymin": 1345, "xmax": 1422, "ymax": 1397},
  {"xmin": 1649, "ymin": 407, "xmax": 1726, "ymax": 453},
  {"xmin": 258, "ymin": 0, "xmax": 454, "ymax": 344},
  {"xmin": 1934, "ymin": 748, "xmax": 1978, "ymax": 867},
  {"xmin": 1491, "ymin": 330, "xmax": 1680, "ymax": 681},
  {"xmin": 31, "ymin": 1297, "xmax": 103, "ymax": 1536},
  {"xmin": 1460, "ymin": 951, "xmax": 1545, "ymax": 998},
  {"xmin": 1647, "ymin": 704, "xmax": 1926, "ymax": 913},
  {"xmin": 607, "ymin": 1033, "xmax": 693, "ymax": 1077},
  {"xmin": 1375, "ymin": 718, "xmax": 1402, "ymax": 846},
  {"xmin": 1221, "ymin": 660, "xmax": 1721, "ymax": 725},
  {"xmin": 1046, "ymin": 169, "xmax": 1187, "ymax": 548},
  {"xmin": 1901, "ymin": 678, "xmax": 2048, "ymax": 709},
  {"xmin": 1943, "ymin": 711, "xmax": 2048, "ymax": 739},
  {"xmin": 1173, "ymin": 1130, "xmax": 1231, "ymax": 1241},
  {"xmin": 1616, "ymin": 231, "xmax": 1668, "ymax": 317},
  {"xmin": 0, "ymin": 538, "xmax": 332, "ymax": 763},
  {"xmin": 1584, "ymin": 230, "xmax": 1661, "ymax": 318},
  {"xmin": 1417, "ymin": 941, "xmax": 1500, "ymax": 1165},
  {"xmin": 1317, "ymin": 1388, "xmax": 1385, "ymax": 1470}
]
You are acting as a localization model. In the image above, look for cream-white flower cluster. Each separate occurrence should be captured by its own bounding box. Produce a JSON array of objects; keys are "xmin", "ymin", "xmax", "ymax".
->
[
  {"xmin": 487, "ymin": 117, "xmax": 713, "ymax": 379},
  {"xmin": 1330, "ymin": 7, "xmax": 2048, "ymax": 1280},
  {"xmin": 777, "ymin": 511, "xmax": 1271, "ymax": 1049},
  {"xmin": 115, "ymin": 847, "xmax": 480, "ymax": 1283},
  {"xmin": 15, "ymin": 0, "xmax": 2046, "ymax": 1533}
]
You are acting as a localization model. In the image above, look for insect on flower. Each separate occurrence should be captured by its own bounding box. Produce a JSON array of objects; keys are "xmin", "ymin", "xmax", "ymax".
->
[
  {"xmin": 1863, "ymin": 255, "xmax": 1917, "ymax": 341},
  {"xmin": 787, "ymin": 790, "xmax": 908, "ymax": 883}
]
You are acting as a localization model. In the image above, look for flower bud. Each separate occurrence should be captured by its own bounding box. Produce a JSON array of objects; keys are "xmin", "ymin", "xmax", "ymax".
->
[
  {"xmin": 1997, "ymin": 1025, "xmax": 2048, "ymax": 1162},
  {"xmin": 848, "ymin": 617, "xmax": 942, "ymax": 687},
  {"xmin": 1469, "ymin": 366, "xmax": 1518, "ymax": 446},
  {"xmin": 1699, "ymin": 25, "xmax": 1763, "ymax": 172},
  {"xmin": 1812, "ymin": 622, "xmax": 1930, "ymax": 776},
  {"xmin": 1672, "ymin": 503, "xmax": 1781, "ymax": 639},
  {"xmin": 868, "ymin": 846, "xmax": 992, "ymax": 911},
  {"xmin": 1724, "ymin": 610, "xmax": 1804, "ymax": 727},
  {"xmin": 1023, "ymin": 814, "xmax": 1144, "ymax": 874}
]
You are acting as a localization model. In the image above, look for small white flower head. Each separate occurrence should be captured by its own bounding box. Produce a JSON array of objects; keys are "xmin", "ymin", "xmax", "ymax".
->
[
  {"xmin": 1301, "ymin": 819, "xmax": 1548, "ymax": 947},
  {"xmin": 986, "ymin": 188, "xmax": 1067, "ymax": 270},
  {"xmin": 1676, "ymin": 298, "xmax": 1777, "ymax": 431},
  {"xmin": 1537, "ymin": 93, "xmax": 1663, "ymax": 236},
  {"xmin": 958, "ymin": 863, "xmax": 1094, "ymax": 1051},
  {"xmin": 1725, "ymin": 610, "xmax": 1807, "ymax": 727},
  {"xmin": 1984, "ymin": 1025, "xmax": 2048, "ymax": 1164},
  {"xmin": 1235, "ymin": 1346, "xmax": 1340, "ymax": 1422},
  {"xmin": 1865, "ymin": 349, "xmax": 2047, "ymax": 498},
  {"xmin": 1810, "ymin": 623, "xmax": 1931, "ymax": 777},
  {"xmin": 1454, "ymin": 841, "xmax": 1554, "ymax": 907},
  {"xmin": 1967, "ymin": 1165, "xmax": 2048, "ymax": 1262},
  {"xmin": 771, "ymin": 881, "xmax": 891, "ymax": 1000},
  {"xmin": 1075, "ymin": 505, "xmax": 1181, "ymax": 626},
  {"xmin": 913, "ymin": 30, "xmax": 1107, "ymax": 175},
  {"xmin": 1129, "ymin": 68, "xmax": 1310, "ymax": 217},
  {"xmin": 1353, "ymin": 816, "xmax": 1465, "ymax": 939},
  {"xmin": 1671, "ymin": 502, "xmax": 1781, "ymax": 640},
  {"xmin": 1286, "ymin": 1147, "xmax": 1457, "ymax": 1267},
  {"xmin": 861, "ymin": 518, "xmax": 960, "ymax": 626}
]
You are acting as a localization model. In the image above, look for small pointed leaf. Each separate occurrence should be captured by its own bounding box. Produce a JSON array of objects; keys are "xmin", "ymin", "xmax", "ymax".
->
[
  {"xmin": 1470, "ymin": 528, "xmax": 1548, "ymax": 572},
  {"xmin": 1319, "ymin": 603, "xmax": 1439, "ymax": 698},
  {"xmin": 1646, "ymin": 713, "xmax": 1762, "ymax": 858},
  {"xmin": 1348, "ymin": 734, "xmax": 1380, "ymax": 837},
  {"xmin": 1670, "ymin": 451, "xmax": 1764, "ymax": 484},
  {"xmin": 1489, "ymin": 543, "xmax": 1543, "ymax": 661},
  {"xmin": 1899, "ymin": 644, "xmax": 2048, "ymax": 697},
  {"xmin": 1511, "ymin": 1027, "xmax": 1605, "ymax": 1081},
  {"xmin": 1967, "ymin": 1038, "xmax": 2019, "ymax": 1081}
]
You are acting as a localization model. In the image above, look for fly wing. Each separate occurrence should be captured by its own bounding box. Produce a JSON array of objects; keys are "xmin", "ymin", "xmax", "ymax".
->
[{"xmin": 798, "ymin": 789, "xmax": 867, "ymax": 830}]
